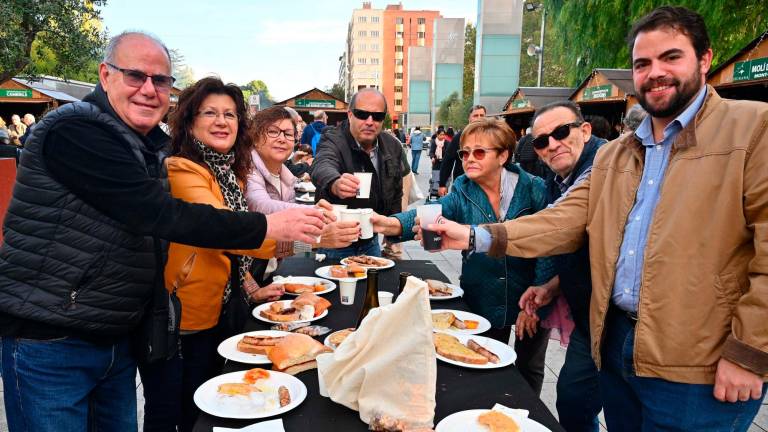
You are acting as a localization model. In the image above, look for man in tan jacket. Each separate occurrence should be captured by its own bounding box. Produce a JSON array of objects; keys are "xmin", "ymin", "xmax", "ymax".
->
[{"xmin": 427, "ymin": 6, "xmax": 767, "ymax": 431}]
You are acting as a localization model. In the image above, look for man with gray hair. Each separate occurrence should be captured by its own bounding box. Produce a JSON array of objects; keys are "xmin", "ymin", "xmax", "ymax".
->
[
  {"xmin": 301, "ymin": 109, "xmax": 328, "ymax": 155},
  {"xmin": 19, "ymin": 113, "xmax": 36, "ymax": 145},
  {"xmin": 0, "ymin": 31, "xmax": 325, "ymax": 431},
  {"xmin": 622, "ymin": 103, "xmax": 648, "ymax": 133}
]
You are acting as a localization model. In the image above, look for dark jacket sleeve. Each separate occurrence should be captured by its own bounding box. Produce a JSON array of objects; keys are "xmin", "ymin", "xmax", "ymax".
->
[
  {"xmin": 439, "ymin": 136, "xmax": 460, "ymax": 187},
  {"xmin": 43, "ymin": 120, "xmax": 267, "ymax": 250},
  {"xmin": 428, "ymin": 138, "xmax": 436, "ymax": 158},
  {"xmin": 310, "ymin": 132, "xmax": 344, "ymax": 199},
  {"xmin": 300, "ymin": 126, "xmax": 313, "ymax": 145}
]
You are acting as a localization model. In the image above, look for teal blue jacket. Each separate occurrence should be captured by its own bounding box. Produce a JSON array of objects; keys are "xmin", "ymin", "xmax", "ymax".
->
[{"xmin": 392, "ymin": 164, "xmax": 556, "ymax": 328}]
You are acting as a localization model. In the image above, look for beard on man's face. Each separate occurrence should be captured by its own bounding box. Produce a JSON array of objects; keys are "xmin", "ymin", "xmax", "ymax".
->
[{"xmin": 638, "ymin": 68, "xmax": 703, "ymax": 119}]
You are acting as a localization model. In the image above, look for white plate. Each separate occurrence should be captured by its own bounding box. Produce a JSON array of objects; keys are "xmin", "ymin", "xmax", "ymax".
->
[
  {"xmin": 315, "ymin": 265, "xmax": 367, "ymax": 281},
  {"xmin": 323, "ymin": 328, "xmax": 355, "ymax": 350},
  {"xmin": 429, "ymin": 283, "xmax": 464, "ymax": 301},
  {"xmin": 434, "ymin": 333, "xmax": 516, "ymax": 369},
  {"xmin": 340, "ymin": 256, "xmax": 395, "ymax": 270},
  {"xmin": 436, "ymin": 409, "xmax": 550, "ymax": 432},
  {"xmin": 252, "ymin": 300, "xmax": 328, "ymax": 324},
  {"xmin": 272, "ymin": 276, "xmax": 336, "ymax": 296},
  {"xmin": 295, "ymin": 193, "xmax": 314, "ymax": 203},
  {"xmin": 193, "ymin": 370, "xmax": 307, "ymax": 419},
  {"xmin": 295, "ymin": 182, "xmax": 316, "ymax": 192},
  {"xmin": 431, "ymin": 309, "xmax": 491, "ymax": 335},
  {"xmin": 217, "ymin": 330, "xmax": 291, "ymax": 364}
]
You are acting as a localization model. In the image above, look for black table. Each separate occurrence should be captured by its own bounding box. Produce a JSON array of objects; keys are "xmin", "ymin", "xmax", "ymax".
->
[{"xmin": 194, "ymin": 257, "xmax": 564, "ymax": 431}]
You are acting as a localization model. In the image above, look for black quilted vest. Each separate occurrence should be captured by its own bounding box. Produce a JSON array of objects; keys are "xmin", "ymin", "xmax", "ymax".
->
[{"xmin": 0, "ymin": 89, "xmax": 168, "ymax": 335}]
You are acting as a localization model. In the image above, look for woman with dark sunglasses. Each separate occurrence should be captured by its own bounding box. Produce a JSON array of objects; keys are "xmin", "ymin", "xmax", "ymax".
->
[{"xmin": 371, "ymin": 118, "xmax": 557, "ymax": 396}]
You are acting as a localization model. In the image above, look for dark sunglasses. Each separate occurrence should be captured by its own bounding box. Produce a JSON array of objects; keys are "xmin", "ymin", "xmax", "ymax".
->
[
  {"xmin": 531, "ymin": 122, "xmax": 583, "ymax": 150},
  {"xmin": 351, "ymin": 109, "xmax": 386, "ymax": 122},
  {"xmin": 106, "ymin": 62, "xmax": 176, "ymax": 92},
  {"xmin": 457, "ymin": 147, "xmax": 500, "ymax": 161}
]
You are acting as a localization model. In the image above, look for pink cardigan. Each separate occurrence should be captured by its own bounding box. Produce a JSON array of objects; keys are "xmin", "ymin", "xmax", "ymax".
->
[{"xmin": 245, "ymin": 150, "xmax": 302, "ymax": 214}]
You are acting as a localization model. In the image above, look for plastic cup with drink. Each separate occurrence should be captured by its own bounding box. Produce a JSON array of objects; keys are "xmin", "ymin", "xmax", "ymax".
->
[{"xmin": 417, "ymin": 204, "xmax": 443, "ymax": 251}]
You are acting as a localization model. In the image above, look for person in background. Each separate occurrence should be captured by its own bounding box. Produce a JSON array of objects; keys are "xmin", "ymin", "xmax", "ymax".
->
[
  {"xmin": 311, "ymin": 88, "xmax": 407, "ymax": 259},
  {"xmin": 409, "ymin": 126, "xmax": 425, "ymax": 174},
  {"xmin": 300, "ymin": 109, "xmax": 328, "ymax": 155},
  {"xmin": 19, "ymin": 113, "xmax": 36, "ymax": 145},
  {"xmin": 585, "ymin": 115, "xmax": 612, "ymax": 140},
  {"xmin": 518, "ymin": 100, "xmax": 607, "ymax": 432},
  {"xmin": 438, "ymin": 104, "xmax": 486, "ymax": 196},
  {"xmin": 7, "ymin": 114, "xmax": 26, "ymax": 147},
  {"xmin": 0, "ymin": 31, "xmax": 325, "ymax": 432},
  {"xmin": 0, "ymin": 116, "xmax": 19, "ymax": 163},
  {"xmin": 285, "ymin": 143, "xmax": 313, "ymax": 178},
  {"xmin": 246, "ymin": 106, "xmax": 360, "ymax": 279},
  {"xmin": 429, "ymin": 128, "xmax": 447, "ymax": 172},
  {"xmin": 423, "ymin": 7, "xmax": 768, "ymax": 430},
  {"xmin": 0, "ymin": 116, "xmax": 10, "ymax": 145},
  {"xmin": 138, "ymin": 77, "xmax": 284, "ymax": 432},
  {"xmin": 372, "ymin": 118, "xmax": 556, "ymax": 395},
  {"xmin": 622, "ymin": 104, "xmax": 648, "ymax": 133}
]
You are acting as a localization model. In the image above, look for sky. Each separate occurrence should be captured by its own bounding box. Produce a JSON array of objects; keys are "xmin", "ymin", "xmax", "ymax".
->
[{"xmin": 99, "ymin": 0, "xmax": 478, "ymax": 101}]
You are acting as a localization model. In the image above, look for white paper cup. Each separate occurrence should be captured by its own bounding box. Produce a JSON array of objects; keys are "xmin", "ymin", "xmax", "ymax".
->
[
  {"xmin": 339, "ymin": 279, "xmax": 357, "ymax": 305},
  {"xmin": 416, "ymin": 204, "xmax": 443, "ymax": 251},
  {"xmin": 331, "ymin": 204, "xmax": 348, "ymax": 220},
  {"xmin": 340, "ymin": 209, "xmax": 361, "ymax": 241},
  {"xmin": 354, "ymin": 172, "xmax": 373, "ymax": 199},
  {"xmin": 316, "ymin": 353, "xmax": 332, "ymax": 397},
  {"xmin": 359, "ymin": 208, "xmax": 374, "ymax": 239},
  {"xmin": 378, "ymin": 291, "xmax": 393, "ymax": 306}
]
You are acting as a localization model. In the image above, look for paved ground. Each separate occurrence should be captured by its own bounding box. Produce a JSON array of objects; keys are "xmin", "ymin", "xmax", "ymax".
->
[{"xmin": 1, "ymin": 151, "xmax": 766, "ymax": 431}]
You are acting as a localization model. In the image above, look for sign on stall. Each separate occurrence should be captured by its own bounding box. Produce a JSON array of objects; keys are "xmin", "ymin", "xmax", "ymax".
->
[
  {"xmin": 0, "ymin": 89, "xmax": 33, "ymax": 98},
  {"xmin": 583, "ymin": 85, "xmax": 613, "ymax": 100},
  {"xmin": 512, "ymin": 99, "xmax": 530, "ymax": 109},
  {"xmin": 296, "ymin": 98, "xmax": 335, "ymax": 108},
  {"xmin": 733, "ymin": 57, "xmax": 768, "ymax": 82}
]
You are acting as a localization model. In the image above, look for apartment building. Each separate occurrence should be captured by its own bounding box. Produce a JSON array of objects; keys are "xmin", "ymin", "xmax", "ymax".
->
[{"xmin": 344, "ymin": 2, "xmax": 440, "ymax": 127}]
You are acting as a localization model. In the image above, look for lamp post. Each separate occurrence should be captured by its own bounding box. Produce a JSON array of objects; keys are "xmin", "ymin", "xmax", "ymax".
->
[{"xmin": 524, "ymin": 2, "xmax": 546, "ymax": 87}]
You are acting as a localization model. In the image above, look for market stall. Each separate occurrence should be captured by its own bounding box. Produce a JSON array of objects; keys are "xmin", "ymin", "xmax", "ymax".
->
[
  {"xmin": 570, "ymin": 68, "xmax": 638, "ymax": 139},
  {"xmin": 274, "ymin": 88, "xmax": 349, "ymax": 126},
  {"xmin": 496, "ymin": 87, "xmax": 575, "ymax": 137},
  {"xmin": 708, "ymin": 31, "xmax": 768, "ymax": 103}
]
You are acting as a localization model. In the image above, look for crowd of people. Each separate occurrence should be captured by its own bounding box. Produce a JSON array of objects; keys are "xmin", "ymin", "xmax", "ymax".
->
[{"xmin": 0, "ymin": 5, "xmax": 765, "ymax": 432}]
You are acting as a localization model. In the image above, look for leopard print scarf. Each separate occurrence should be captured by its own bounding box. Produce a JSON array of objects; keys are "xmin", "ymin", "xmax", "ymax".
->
[{"xmin": 195, "ymin": 139, "xmax": 253, "ymax": 303}]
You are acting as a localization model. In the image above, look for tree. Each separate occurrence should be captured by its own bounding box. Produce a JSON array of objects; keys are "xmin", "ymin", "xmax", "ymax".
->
[
  {"xmin": 463, "ymin": 23, "xmax": 477, "ymax": 99},
  {"xmin": 174, "ymin": 66, "xmax": 196, "ymax": 89},
  {"xmin": 240, "ymin": 80, "xmax": 272, "ymax": 101},
  {"xmin": 436, "ymin": 92, "xmax": 474, "ymax": 130},
  {"xmin": 326, "ymin": 83, "xmax": 346, "ymax": 101},
  {"xmin": 0, "ymin": 0, "xmax": 108, "ymax": 83},
  {"xmin": 518, "ymin": 3, "xmax": 567, "ymax": 87},
  {"xmin": 547, "ymin": 0, "xmax": 768, "ymax": 86}
]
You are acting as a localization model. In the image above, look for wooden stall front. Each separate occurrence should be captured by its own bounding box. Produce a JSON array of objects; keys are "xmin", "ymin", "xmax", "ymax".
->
[
  {"xmin": 497, "ymin": 87, "xmax": 575, "ymax": 138},
  {"xmin": 0, "ymin": 79, "xmax": 59, "ymax": 121},
  {"xmin": 570, "ymin": 68, "xmax": 638, "ymax": 140},
  {"xmin": 273, "ymin": 88, "xmax": 349, "ymax": 126},
  {"xmin": 708, "ymin": 31, "xmax": 768, "ymax": 103}
]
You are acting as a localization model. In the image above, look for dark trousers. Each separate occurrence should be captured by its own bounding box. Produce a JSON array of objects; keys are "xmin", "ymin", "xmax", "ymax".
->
[
  {"xmin": 599, "ymin": 308, "xmax": 766, "ymax": 432},
  {"xmin": 485, "ymin": 324, "xmax": 551, "ymax": 396},
  {"xmin": 556, "ymin": 327, "xmax": 601, "ymax": 432},
  {"xmin": 138, "ymin": 327, "xmax": 223, "ymax": 432}
]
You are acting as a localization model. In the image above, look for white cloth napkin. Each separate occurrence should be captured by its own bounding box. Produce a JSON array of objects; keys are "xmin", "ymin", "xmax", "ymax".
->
[
  {"xmin": 317, "ymin": 276, "xmax": 437, "ymax": 428},
  {"xmin": 213, "ymin": 418, "xmax": 285, "ymax": 432},
  {"xmin": 492, "ymin": 403, "xmax": 529, "ymax": 426}
]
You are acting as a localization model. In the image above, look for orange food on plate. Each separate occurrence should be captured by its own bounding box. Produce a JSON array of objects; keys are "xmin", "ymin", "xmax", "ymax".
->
[
  {"xmin": 243, "ymin": 368, "xmax": 270, "ymax": 384},
  {"xmin": 464, "ymin": 320, "xmax": 479, "ymax": 329},
  {"xmin": 313, "ymin": 283, "xmax": 326, "ymax": 292}
]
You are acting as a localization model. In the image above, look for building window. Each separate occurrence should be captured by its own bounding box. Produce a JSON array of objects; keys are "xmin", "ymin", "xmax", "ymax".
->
[
  {"xmin": 396, "ymin": 31, "xmax": 404, "ymax": 38},
  {"xmin": 371, "ymin": 16, "xmax": 380, "ymax": 23},
  {"xmin": 394, "ymin": 86, "xmax": 403, "ymax": 93},
  {"xmin": 358, "ymin": 43, "xmax": 366, "ymax": 51},
  {"xmin": 358, "ymin": 85, "xmax": 367, "ymax": 91},
  {"xmin": 357, "ymin": 58, "xmax": 366, "ymax": 64},
  {"xmin": 395, "ymin": 17, "xmax": 404, "ymax": 24},
  {"xmin": 417, "ymin": 17, "xmax": 426, "ymax": 25},
  {"xmin": 395, "ymin": 46, "xmax": 403, "ymax": 52},
  {"xmin": 417, "ymin": 32, "xmax": 425, "ymax": 39},
  {"xmin": 371, "ymin": 58, "xmax": 379, "ymax": 65},
  {"xmin": 395, "ymin": 99, "xmax": 403, "ymax": 106},
  {"xmin": 395, "ymin": 73, "xmax": 403, "ymax": 79},
  {"xmin": 358, "ymin": 30, "xmax": 367, "ymax": 37},
  {"xmin": 371, "ymin": 30, "xmax": 380, "ymax": 37},
  {"xmin": 395, "ymin": 59, "xmax": 403, "ymax": 65},
  {"xmin": 371, "ymin": 43, "xmax": 379, "ymax": 50},
  {"xmin": 358, "ymin": 16, "xmax": 367, "ymax": 23}
]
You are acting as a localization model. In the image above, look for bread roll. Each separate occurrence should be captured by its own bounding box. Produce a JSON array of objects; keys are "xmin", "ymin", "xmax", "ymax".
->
[
  {"xmin": 477, "ymin": 410, "xmax": 520, "ymax": 432},
  {"xmin": 268, "ymin": 334, "xmax": 332, "ymax": 372}
]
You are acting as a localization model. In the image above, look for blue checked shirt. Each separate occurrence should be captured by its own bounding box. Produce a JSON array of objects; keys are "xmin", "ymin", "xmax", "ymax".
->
[{"xmin": 612, "ymin": 87, "xmax": 707, "ymax": 312}]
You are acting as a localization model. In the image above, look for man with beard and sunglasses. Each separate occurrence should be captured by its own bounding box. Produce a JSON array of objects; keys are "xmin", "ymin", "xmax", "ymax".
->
[
  {"xmin": 312, "ymin": 88, "xmax": 408, "ymax": 258},
  {"xmin": 423, "ymin": 6, "xmax": 768, "ymax": 431}
]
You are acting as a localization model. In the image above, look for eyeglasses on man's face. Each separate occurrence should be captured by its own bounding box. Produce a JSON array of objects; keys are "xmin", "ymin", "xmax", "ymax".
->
[
  {"xmin": 457, "ymin": 147, "xmax": 500, "ymax": 161},
  {"xmin": 197, "ymin": 109, "xmax": 238, "ymax": 122},
  {"xmin": 351, "ymin": 109, "xmax": 386, "ymax": 122},
  {"xmin": 106, "ymin": 62, "xmax": 176, "ymax": 93},
  {"xmin": 266, "ymin": 126, "xmax": 295, "ymax": 141},
  {"xmin": 531, "ymin": 122, "xmax": 583, "ymax": 150}
]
